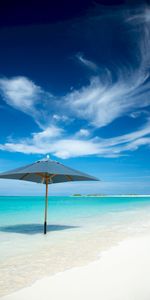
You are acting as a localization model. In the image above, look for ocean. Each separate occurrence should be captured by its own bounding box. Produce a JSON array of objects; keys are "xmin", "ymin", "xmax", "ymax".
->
[{"xmin": 1, "ymin": 195, "xmax": 150, "ymax": 296}]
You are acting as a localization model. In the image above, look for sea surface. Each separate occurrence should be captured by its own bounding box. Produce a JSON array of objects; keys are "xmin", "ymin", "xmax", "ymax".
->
[{"xmin": 1, "ymin": 195, "xmax": 150, "ymax": 296}]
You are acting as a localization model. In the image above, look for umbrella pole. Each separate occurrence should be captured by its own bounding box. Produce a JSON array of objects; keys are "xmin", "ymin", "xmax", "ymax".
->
[{"xmin": 44, "ymin": 178, "xmax": 48, "ymax": 234}]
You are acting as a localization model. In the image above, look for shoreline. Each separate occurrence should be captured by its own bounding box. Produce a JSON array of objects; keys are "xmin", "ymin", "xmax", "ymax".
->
[{"xmin": 1, "ymin": 233, "xmax": 150, "ymax": 300}]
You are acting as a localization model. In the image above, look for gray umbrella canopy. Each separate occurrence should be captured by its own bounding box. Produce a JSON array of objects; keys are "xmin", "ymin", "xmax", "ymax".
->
[
  {"xmin": 0, "ymin": 157, "xmax": 98, "ymax": 183},
  {"xmin": 0, "ymin": 157, "xmax": 99, "ymax": 234}
]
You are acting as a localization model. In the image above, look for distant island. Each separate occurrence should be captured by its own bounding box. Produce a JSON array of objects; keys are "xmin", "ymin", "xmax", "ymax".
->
[{"xmin": 72, "ymin": 194, "xmax": 150, "ymax": 197}]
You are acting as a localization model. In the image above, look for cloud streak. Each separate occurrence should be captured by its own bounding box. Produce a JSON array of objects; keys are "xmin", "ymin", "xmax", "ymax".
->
[
  {"xmin": 0, "ymin": 5, "xmax": 150, "ymax": 159},
  {"xmin": 76, "ymin": 53, "xmax": 99, "ymax": 72},
  {"xmin": 0, "ymin": 76, "xmax": 54, "ymax": 129},
  {"xmin": 0, "ymin": 120, "xmax": 150, "ymax": 158},
  {"xmin": 64, "ymin": 6, "xmax": 150, "ymax": 128}
]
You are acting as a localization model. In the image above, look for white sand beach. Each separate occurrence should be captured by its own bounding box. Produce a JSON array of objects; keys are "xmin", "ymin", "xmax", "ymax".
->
[{"xmin": 1, "ymin": 234, "xmax": 150, "ymax": 300}]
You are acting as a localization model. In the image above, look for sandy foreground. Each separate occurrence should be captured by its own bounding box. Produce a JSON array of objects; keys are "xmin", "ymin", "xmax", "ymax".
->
[{"xmin": 1, "ymin": 235, "xmax": 150, "ymax": 300}]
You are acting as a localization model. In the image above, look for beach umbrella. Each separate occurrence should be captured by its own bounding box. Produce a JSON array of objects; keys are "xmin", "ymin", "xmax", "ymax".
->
[{"xmin": 0, "ymin": 156, "xmax": 99, "ymax": 234}]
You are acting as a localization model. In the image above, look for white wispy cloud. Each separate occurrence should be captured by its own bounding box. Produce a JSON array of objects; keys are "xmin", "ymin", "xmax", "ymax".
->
[
  {"xmin": 0, "ymin": 77, "xmax": 39, "ymax": 111},
  {"xmin": 76, "ymin": 53, "xmax": 99, "ymax": 71},
  {"xmin": 0, "ymin": 120, "xmax": 150, "ymax": 159},
  {"xmin": 63, "ymin": 6, "xmax": 150, "ymax": 128},
  {"xmin": 52, "ymin": 114, "xmax": 73, "ymax": 124},
  {"xmin": 64, "ymin": 71, "xmax": 150, "ymax": 127},
  {"xmin": 75, "ymin": 129, "xmax": 90, "ymax": 137},
  {"xmin": 0, "ymin": 125, "xmax": 64, "ymax": 154},
  {"xmin": 129, "ymin": 110, "xmax": 150, "ymax": 119},
  {"xmin": 0, "ymin": 132, "xmax": 99, "ymax": 158},
  {"xmin": 0, "ymin": 5, "xmax": 150, "ymax": 160},
  {"xmin": 0, "ymin": 76, "xmax": 54, "ymax": 129},
  {"xmin": 31, "ymin": 125, "xmax": 63, "ymax": 142},
  {"xmin": 1, "ymin": 6, "xmax": 150, "ymax": 132}
]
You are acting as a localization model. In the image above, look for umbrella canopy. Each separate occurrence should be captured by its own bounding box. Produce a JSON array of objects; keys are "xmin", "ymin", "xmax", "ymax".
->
[
  {"xmin": 0, "ymin": 156, "xmax": 99, "ymax": 234},
  {"xmin": 0, "ymin": 157, "xmax": 98, "ymax": 183}
]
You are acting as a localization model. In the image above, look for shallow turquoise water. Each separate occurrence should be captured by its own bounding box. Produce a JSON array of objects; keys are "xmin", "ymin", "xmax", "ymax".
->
[
  {"xmin": 1, "ymin": 195, "xmax": 150, "ymax": 258},
  {"xmin": 1, "ymin": 196, "xmax": 150, "ymax": 296},
  {"xmin": 0, "ymin": 195, "xmax": 150, "ymax": 236},
  {"xmin": 1, "ymin": 195, "xmax": 150, "ymax": 225},
  {"xmin": 1, "ymin": 195, "xmax": 150, "ymax": 240}
]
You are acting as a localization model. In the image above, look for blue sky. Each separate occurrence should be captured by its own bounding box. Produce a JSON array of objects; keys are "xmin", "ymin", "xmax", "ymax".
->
[{"xmin": 0, "ymin": 1, "xmax": 150, "ymax": 195}]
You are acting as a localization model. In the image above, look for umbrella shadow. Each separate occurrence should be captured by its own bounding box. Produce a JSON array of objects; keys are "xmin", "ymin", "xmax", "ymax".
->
[{"xmin": 0, "ymin": 223, "xmax": 79, "ymax": 235}]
